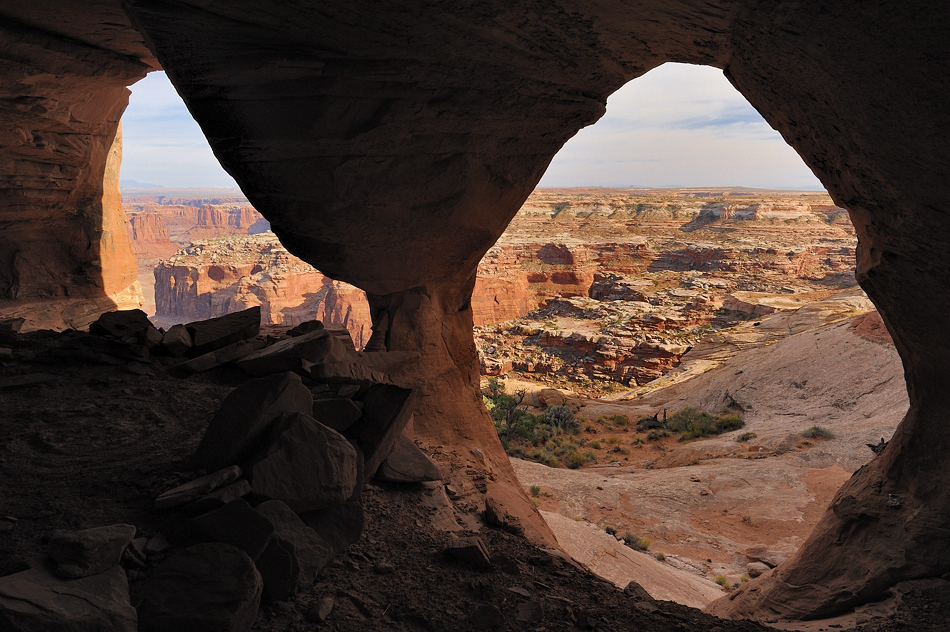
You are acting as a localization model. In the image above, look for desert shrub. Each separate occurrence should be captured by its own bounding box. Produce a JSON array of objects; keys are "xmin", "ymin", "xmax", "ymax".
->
[
  {"xmin": 736, "ymin": 431, "xmax": 758, "ymax": 443},
  {"xmin": 598, "ymin": 414, "xmax": 629, "ymax": 429},
  {"xmin": 584, "ymin": 423, "xmax": 597, "ymax": 433},
  {"xmin": 542, "ymin": 405, "xmax": 578, "ymax": 434},
  {"xmin": 802, "ymin": 425, "xmax": 835, "ymax": 439},
  {"xmin": 666, "ymin": 407, "xmax": 745, "ymax": 441},
  {"xmin": 654, "ymin": 552, "xmax": 666, "ymax": 561},
  {"xmin": 606, "ymin": 436, "xmax": 620, "ymax": 446},
  {"xmin": 646, "ymin": 429, "xmax": 669, "ymax": 441},
  {"xmin": 623, "ymin": 533, "xmax": 651, "ymax": 551},
  {"xmin": 529, "ymin": 485, "xmax": 541, "ymax": 497},
  {"xmin": 609, "ymin": 446, "xmax": 629, "ymax": 455},
  {"xmin": 582, "ymin": 450, "xmax": 597, "ymax": 463},
  {"xmin": 605, "ymin": 526, "xmax": 617, "ymax": 536},
  {"xmin": 715, "ymin": 575, "xmax": 730, "ymax": 588},
  {"xmin": 741, "ymin": 574, "xmax": 751, "ymax": 583},
  {"xmin": 589, "ymin": 440, "xmax": 601, "ymax": 449},
  {"xmin": 565, "ymin": 451, "xmax": 587, "ymax": 469}
]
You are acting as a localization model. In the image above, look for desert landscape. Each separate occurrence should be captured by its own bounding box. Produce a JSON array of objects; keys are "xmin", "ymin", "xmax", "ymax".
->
[{"xmin": 115, "ymin": 186, "xmax": 909, "ymax": 616}]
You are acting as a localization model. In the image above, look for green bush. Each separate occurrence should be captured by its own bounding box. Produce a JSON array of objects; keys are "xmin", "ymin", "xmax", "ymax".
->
[
  {"xmin": 542, "ymin": 405, "xmax": 578, "ymax": 434},
  {"xmin": 589, "ymin": 440, "xmax": 601, "ymax": 449},
  {"xmin": 715, "ymin": 575, "xmax": 730, "ymax": 588},
  {"xmin": 736, "ymin": 431, "xmax": 757, "ymax": 443},
  {"xmin": 654, "ymin": 552, "xmax": 666, "ymax": 562},
  {"xmin": 666, "ymin": 407, "xmax": 745, "ymax": 441},
  {"xmin": 802, "ymin": 425, "xmax": 834, "ymax": 439},
  {"xmin": 529, "ymin": 485, "xmax": 541, "ymax": 497},
  {"xmin": 646, "ymin": 429, "xmax": 669, "ymax": 441}
]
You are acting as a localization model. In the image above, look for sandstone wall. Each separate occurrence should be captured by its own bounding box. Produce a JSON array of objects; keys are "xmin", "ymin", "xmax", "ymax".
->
[{"xmin": 0, "ymin": 20, "xmax": 150, "ymax": 328}]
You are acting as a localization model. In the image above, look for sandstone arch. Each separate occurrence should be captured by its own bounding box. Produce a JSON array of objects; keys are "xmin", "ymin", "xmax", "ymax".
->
[{"xmin": 2, "ymin": 0, "xmax": 949, "ymax": 621}]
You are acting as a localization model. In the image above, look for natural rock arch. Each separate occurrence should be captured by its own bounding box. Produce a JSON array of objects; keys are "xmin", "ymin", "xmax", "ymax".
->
[{"xmin": 2, "ymin": 0, "xmax": 949, "ymax": 621}]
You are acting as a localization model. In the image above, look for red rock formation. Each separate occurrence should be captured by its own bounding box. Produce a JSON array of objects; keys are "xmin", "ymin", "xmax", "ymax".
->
[
  {"xmin": 126, "ymin": 212, "xmax": 178, "ymax": 261},
  {"xmin": 153, "ymin": 236, "xmax": 373, "ymax": 348}
]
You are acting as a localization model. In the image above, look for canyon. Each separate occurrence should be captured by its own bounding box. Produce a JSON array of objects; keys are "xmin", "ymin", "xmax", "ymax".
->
[{"xmin": 130, "ymin": 187, "xmax": 858, "ymax": 396}]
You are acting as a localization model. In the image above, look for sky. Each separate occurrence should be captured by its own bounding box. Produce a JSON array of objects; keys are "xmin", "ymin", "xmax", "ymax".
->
[{"xmin": 121, "ymin": 64, "xmax": 824, "ymax": 190}]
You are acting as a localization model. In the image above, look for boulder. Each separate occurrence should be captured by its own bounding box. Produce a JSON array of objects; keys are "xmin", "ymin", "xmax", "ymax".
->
[
  {"xmin": 183, "ymin": 499, "xmax": 275, "ymax": 561},
  {"xmin": 191, "ymin": 372, "xmax": 313, "ymax": 472},
  {"xmin": 747, "ymin": 562, "xmax": 771, "ymax": 578},
  {"xmin": 161, "ymin": 324, "xmax": 192, "ymax": 357},
  {"xmin": 375, "ymin": 433, "xmax": 441, "ymax": 483},
  {"xmin": 312, "ymin": 397, "xmax": 363, "ymax": 433},
  {"xmin": 154, "ymin": 465, "xmax": 243, "ymax": 510},
  {"xmin": 183, "ymin": 499, "xmax": 299, "ymax": 601},
  {"xmin": 131, "ymin": 543, "xmax": 261, "ymax": 632},
  {"xmin": 48, "ymin": 523, "xmax": 136, "ymax": 579},
  {"xmin": 299, "ymin": 501, "xmax": 365, "ymax": 555},
  {"xmin": 236, "ymin": 329, "xmax": 347, "ymax": 377},
  {"xmin": 344, "ymin": 384, "xmax": 416, "ymax": 480},
  {"xmin": 0, "ymin": 558, "xmax": 136, "ymax": 631},
  {"xmin": 247, "ymin": 413, "xmax": 359, "ymax": 511},
  {"xmin": 445, "ymin": 537, "xmax": 492, "ymax": 569},
  {"xmin": 255, "ymin": 500, "xmax": 334, "ymax": 590},
  {"xmin": 186, "ymin": 306, "xmax": 261, "ymax": 356},
  {"xmin": 89, "ymin": 309, "xmax": 152, "ymax": 339}
]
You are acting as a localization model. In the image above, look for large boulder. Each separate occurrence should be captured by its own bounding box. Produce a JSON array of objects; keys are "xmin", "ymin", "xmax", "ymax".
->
[
  {"xmin": 247, "ymin": 413, "xmax": 360, "ymax": 511},
  {"xmin": 255, "ymin": 500, "xmax": 334, "ymax": 590},
  {"xmin": 131, "ymin": 543, "xmax": 262, "ymax": 632},
  {"xmin": 182, "ymin": 500, "xmax": 299, "ymax": 602},
  {"xmin": 0, "ymin": 559, "xmax": 136, "ymax": 631},
  {"xmin": 312, "ymin": 397, "xmax": 363, "ymax": 433},
  {"xmin": 191, "ymin": 372, "xmax": 313, "ymax": 472},
  {"xmin": 48, "ymin": 523, "xmax": 136, "ymax": 579}
]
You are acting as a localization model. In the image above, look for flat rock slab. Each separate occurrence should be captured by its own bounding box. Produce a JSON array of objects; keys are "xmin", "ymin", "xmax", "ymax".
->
[
  {"xmin": 154, "ymin": 465, "xmax": 243, "ymax": 510},
  {"xmin": 248, "ymin": 413, "xmax": 359, "ymax": 511},
  {"xmin": 312, "ymin": 397, "xmax": 363, "ymax": 433},
  {"xmin": 186, "ymin": 306, "xmax": 261, "ymax": 356},
  {"xmin": 177, "ymin": 339, "xmax": 265, "ymax": 374},
  {"xmin": 255, "ymin": 500, "xmax": 334, "ymax": 590},
  {"xmin": 237, "ymin": 329, "xmax": 347, "ymax": 377},
  {"xmin": 191, "ymin": 372, "xmax": 313, "ymax": 472},
  {"xmin": 48, "ymin": 523, "xmax": 136, "ymax": 578},
  {"xmin": 0, "ymin": 559, "xmax": 136, "ymax": 632},
  {"xmin": 131, "ymin": 543, "xmax": 261, "ymax": 632},
  {"xmin": 376, "ymin": 433, "xmax": 441, "ymax": 483},
  {"xmin": 183, "ymin": 480, "xmax": 252, "ymax": 514},
  {"xmin": 344, "ymin": 384, "xmax": 416, "ymax": 480}
]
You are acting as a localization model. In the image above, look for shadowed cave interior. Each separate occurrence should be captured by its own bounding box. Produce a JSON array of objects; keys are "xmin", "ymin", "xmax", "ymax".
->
[{"xmin": 1, "ymin": 1, "xmax": 949, "ymax": 630}]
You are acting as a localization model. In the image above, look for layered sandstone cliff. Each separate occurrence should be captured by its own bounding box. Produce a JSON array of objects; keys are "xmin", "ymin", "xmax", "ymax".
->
[{"xmin": 152, "ymin": 234, "xmax": 372, "ymax": 348}]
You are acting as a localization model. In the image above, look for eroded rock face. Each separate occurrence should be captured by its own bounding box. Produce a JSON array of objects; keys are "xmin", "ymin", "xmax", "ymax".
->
[{"xmin": 0, "ymin": 9, "xmax": 152, "ymax": 329}]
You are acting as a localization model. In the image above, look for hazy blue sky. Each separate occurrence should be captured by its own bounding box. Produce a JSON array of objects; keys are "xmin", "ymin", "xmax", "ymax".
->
[{"xmin": 121, "ymin": 64, "xmax": 823, "ymax": 190}]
